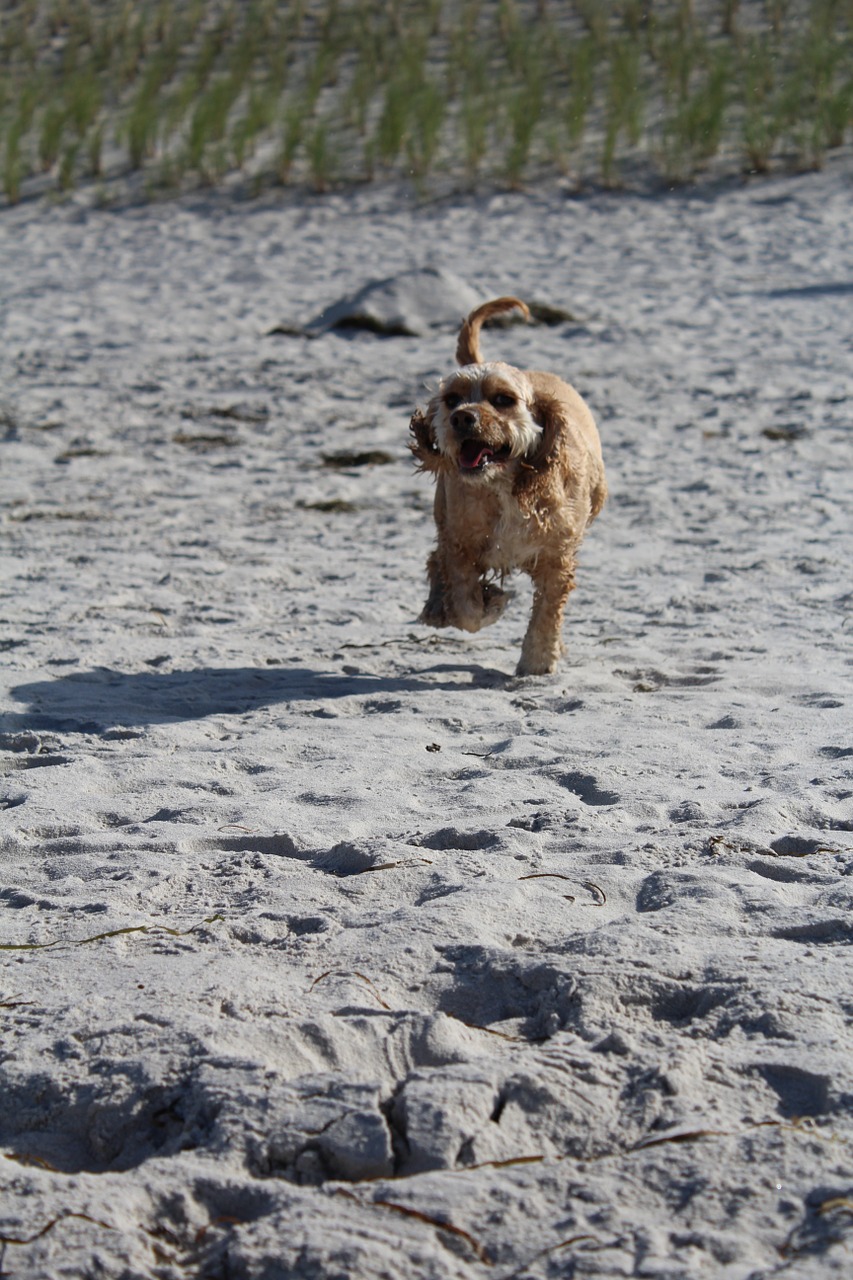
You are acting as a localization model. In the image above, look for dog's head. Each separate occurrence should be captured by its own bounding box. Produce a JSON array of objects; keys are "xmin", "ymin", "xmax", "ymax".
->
[{"xmin": 416, "ymin": 362, "xmax": 542, "ymax": 481}]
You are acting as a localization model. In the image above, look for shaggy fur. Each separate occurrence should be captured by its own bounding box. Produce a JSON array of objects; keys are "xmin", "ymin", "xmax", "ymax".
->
[{"xmin": 409, "ymin": 296, "xmax": 606, "ymax": 676}]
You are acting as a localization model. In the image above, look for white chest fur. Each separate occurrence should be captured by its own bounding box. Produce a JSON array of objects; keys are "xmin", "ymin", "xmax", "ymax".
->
[{"xmin": 481, "ymin": 489, "xmax": 543, "ymax": 574}]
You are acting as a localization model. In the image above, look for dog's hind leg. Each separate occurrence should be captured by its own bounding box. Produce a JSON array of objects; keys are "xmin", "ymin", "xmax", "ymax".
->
[{"xmin": 517, "ymin": 559, "xmax": 576, "ymax": 676}]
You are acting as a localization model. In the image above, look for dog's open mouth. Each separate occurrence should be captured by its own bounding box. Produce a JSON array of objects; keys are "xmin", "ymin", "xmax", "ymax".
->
[{"xmin": 458, "ymin": 439, "xmax": 511, "ymax": 471}]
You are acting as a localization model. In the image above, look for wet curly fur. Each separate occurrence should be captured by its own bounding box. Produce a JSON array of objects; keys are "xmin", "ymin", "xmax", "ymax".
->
[{"xmin": 409, "ymin": 296, "xmax": 606, "ymax": 676}]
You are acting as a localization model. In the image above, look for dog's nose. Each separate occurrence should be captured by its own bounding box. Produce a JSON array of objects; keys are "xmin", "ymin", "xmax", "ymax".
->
[{"xmin": 451, "ymin": 409, "xmax": 477, "ymax": 433}]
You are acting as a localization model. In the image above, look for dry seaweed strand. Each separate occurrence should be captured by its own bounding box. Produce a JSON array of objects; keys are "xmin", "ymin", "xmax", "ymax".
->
[
  {"xmin": 518, "ymin": 872, "xmax": 577, "ymax": 901},
  {"xmin": 347, "ymin": 857, "xmax": 433, "ymax": 875},
  {"xmin": 337, "ymin": 634, "xmax": 448, "ymax": 650},
  {"xmin": 632, "ymin": 1115, "xmax": 834, "ymax": 1154},
  {"xmin": 335, "ymin": 1188, "xmax": 491, "ymax": 1264},
  {"xmin": 308, "ymin": 969, "xmax": 391, "ymax": 1009},
  {"xmin": 500, "ymin": 1233, "xmax": 602, "ymax": 1280},
  {"xmin": 446, "ymin": 1115, "xmax": 838, "ymax": 1183},
  {"xmin": 0, "ymin": 914, "xmax": 224, "ymax": 952},
  {"xmin": 518, "ymin": 871, "xmax": 573, "ymax": 880},
  {"xmin": 449, "ymin": 1013, "xmax": 546, "ymax": 1043},
  {"xmin": 4, "ymin": 1152, "xmax": 60, "ymax": 1171},
  {"xmin": 0, "ymin": 1211, "xmax": 115, "ymax": 1246},
  {"xmin": 631, "ymin": 1126, "xmax": 730, "ymax": 1151},
  {"xmin": 466, "ymin": 1153, "xmax": 547, "ymax": 1171},
  {"xmin": 582, "ymin": 880, "xmax": 607, "ymax": 904},
  {"xmin": 818, "ymin": 1197, "xmax": 853, "ymax": 1215}
]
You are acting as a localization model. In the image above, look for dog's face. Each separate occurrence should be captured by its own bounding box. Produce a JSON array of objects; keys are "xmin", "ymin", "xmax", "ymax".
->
[{"xmin": 427, "ymin": 362, "xmax": 542, "ymax": 479}]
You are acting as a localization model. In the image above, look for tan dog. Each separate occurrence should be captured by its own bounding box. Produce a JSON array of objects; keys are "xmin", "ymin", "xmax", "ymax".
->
[{"xmin": 409, "ymin": 297, "xmax": 606, "ymax": 676}]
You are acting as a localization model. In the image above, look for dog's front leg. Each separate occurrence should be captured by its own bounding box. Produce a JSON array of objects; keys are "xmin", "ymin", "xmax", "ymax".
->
[
  {"xmin": 420, "ymin": 546, "xmax": 506, "ymax": 632},
  {"xmin": 517, "ymin": 559, "xmax": 576, "ymax": 676},
  {"xmin": 419, "ymin": 479, "xmax": 507, "ymax": 632}
]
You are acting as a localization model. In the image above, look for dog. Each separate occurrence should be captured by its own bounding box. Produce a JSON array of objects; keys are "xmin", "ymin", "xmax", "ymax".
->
[{"xmin": 409, "ymin": 296, "xmax": 606, "ymax": 676}]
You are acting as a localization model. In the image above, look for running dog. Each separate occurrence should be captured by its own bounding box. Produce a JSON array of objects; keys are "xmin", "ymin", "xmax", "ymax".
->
[{"xmin": 409, "ymin": 296, "xmax": 606, "ymax": 675}]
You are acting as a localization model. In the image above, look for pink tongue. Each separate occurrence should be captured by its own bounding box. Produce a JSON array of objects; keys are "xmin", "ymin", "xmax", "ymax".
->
[{"xmin": 460, "ymin": 440, "xmax": 493, "ymax": 469}]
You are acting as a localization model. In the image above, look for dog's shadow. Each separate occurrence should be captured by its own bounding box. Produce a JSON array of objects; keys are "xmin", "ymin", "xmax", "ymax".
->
[{"xmin": 2, "ymin": 662, "xmax": 509, "ymax": 734}]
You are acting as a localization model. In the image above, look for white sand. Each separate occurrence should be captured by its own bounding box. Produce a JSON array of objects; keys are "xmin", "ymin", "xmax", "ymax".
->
[{"xmin": 1, "ymin": 165, "xmax": 852, "ymax": 1278}]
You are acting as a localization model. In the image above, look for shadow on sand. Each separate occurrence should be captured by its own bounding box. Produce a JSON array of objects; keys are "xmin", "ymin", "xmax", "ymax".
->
[{"xmin": 3, "ymin": 662, "xmax": 509, "ymax": 733}]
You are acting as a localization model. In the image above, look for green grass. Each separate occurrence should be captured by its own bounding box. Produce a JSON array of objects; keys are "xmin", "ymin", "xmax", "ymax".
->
[
  {"xmin": 602, "ymin": 35, "xmax": 645, "ymax": 184},
  {"xmin": 1, "ymin": 0, "xmax": 852, "ymax": 203}
]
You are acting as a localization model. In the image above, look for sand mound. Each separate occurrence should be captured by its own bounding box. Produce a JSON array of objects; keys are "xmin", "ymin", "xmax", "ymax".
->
[{"xmin": 303, "ymin": 267, "xmax": 482, "ymax": 336}]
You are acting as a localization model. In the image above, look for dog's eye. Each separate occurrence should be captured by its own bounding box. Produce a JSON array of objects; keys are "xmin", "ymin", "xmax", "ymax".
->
[
  {"xmin": 491, "ymin": 393, "xmax": 516, "ymax": 409},
  {"xmin": 444, "ymin": 393, "xmax": 462, "ymax": 410}
]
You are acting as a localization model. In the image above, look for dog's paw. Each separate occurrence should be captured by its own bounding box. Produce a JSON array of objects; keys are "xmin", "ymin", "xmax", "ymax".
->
[
  {"xmin": 421, "ymin": 579, "xmax": 508, "ymax": 633},
  {"xmin": 419, "ymin": 600, "xmax": 449, "ymax": 628},
  {"xmin": 451, "ymin": 581, "xmax": 509, "ymax": 632},
  {"xmin": 517, "ymin": 617, "xmax": 564, "ymax": 675},
  {"xmin": 515, "ymin": 656, "xmax": 558, "ymax": 677},
  {"xmin": 481, "ymin": 580, "xmax": 509, "ymax": 626},
  {"xmin": 516, "ymin": 638, "xmax": 560, "ymax": 677}
]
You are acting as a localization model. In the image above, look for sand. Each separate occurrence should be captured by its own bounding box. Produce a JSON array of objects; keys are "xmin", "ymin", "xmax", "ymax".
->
[{"xmin": 1, "ymin": 163, "xmax": 852, "ymax": 1279}]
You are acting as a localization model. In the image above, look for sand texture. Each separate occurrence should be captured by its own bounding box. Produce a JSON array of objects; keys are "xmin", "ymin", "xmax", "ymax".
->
[{"xmin": 1, "ymin": 167, "xmax": 852, "ymax": 1278}]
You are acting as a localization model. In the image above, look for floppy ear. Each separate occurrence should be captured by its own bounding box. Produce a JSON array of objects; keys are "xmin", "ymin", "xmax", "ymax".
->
[
  {"xmin": 408, "ymin": 408, "xmax": 444, "ymax": 474},
  {"xmin": 512, "ymin": 391, "xmax": 565, "ymax": 516}
]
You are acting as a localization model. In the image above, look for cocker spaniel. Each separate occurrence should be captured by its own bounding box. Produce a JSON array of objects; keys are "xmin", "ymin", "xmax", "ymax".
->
[{"xmin": 409, "ymin": 296, "xmax": 606, "ymax": 676}]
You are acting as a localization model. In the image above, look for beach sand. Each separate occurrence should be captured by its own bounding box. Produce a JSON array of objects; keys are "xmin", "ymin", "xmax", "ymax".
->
[{"xmin": 1, "ymin": 164, "xmax": 852, "ymax": 1277}]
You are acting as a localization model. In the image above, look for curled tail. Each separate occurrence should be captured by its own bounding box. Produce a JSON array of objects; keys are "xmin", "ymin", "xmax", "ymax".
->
[{"xmin": 455, "ymin": 296, "xmax": 530, "ymax": 366}]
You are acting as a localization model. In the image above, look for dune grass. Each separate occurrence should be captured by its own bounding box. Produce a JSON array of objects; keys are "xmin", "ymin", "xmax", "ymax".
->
[{"xmin": 1, "ymin": 0, "xmax": 852, "ymax": 203}]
